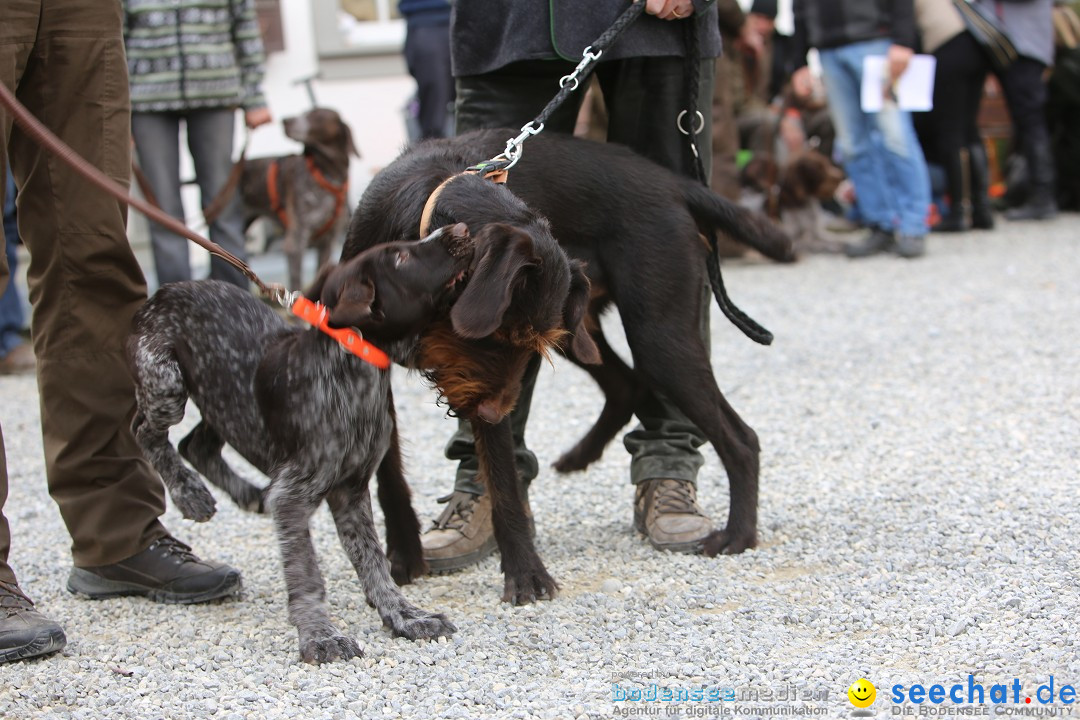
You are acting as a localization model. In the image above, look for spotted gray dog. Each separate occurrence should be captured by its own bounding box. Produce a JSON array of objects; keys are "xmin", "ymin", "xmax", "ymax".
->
[{"xmin": 127, "ymin": 225, "xmax": 472, "ymax": 664}]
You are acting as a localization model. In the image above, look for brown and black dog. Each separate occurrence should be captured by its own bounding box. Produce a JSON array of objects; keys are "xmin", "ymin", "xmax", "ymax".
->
[
  {"xmin": 241, "ymin": 107, "xmax": 359, "ymax": 290},
  {"xmin": 342, "ymin": 129, "xmax": 792, "ymax": 603}
]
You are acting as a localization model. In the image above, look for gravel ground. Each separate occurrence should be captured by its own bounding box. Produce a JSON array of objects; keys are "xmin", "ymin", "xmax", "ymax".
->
[{"xmin": 1, "ymin": 218, "xmax": 1078, "ymax": 720}]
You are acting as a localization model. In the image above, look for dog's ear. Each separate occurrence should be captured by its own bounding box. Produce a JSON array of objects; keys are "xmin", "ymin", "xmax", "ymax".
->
[
  {"xmin": 563, "ymin": 259, "xmax": 601, "ymax": 365},
  {"xmin": 317, "ymin": 258, "xmax": 379, "ymax": 329},
  {"xmin": 303, "ymin": 262, "xmax": 337, "ymax": 302},
  {"xmin": 450, "ymin": 224, "xmax": 539, "ymax": 338},
  {"xmin": 343, "ymin": 122, "xmax": 361, "ymax": 159},
  {"xmin": 796, "ymin": 153, "xmax": 826, "ymax": 195}
]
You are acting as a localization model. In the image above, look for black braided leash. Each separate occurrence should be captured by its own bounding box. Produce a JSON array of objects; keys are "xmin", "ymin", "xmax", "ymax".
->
[
  {"xmin": 681, "ymin": 17, "xmax": 774, "ymax": 346},
  {"xmin": 467, "ymin": 0, "xmax": 647, "ymax": 176},
  {"xmin": 465, "ymin": 3, "xmax": 773, "ymax": 346}
]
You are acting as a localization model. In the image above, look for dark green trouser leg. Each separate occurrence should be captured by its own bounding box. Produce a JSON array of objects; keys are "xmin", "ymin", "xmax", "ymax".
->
[{"xmin": 598, "ymin": 57, "xmax": 714, "ymax": 489}]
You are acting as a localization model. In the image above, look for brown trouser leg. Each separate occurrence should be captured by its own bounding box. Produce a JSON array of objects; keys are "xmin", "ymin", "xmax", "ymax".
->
[
  {"xmin": 0, "ymin": 0, "xmax": 167, "ymax": 575},
  {"xmin": 0, "ymin": 422, "xmax": 15, "ymax": 585}
]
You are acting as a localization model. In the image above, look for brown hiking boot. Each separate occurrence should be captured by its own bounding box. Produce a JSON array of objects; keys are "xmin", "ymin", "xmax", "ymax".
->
[
  {"xmin": 1, "ymin": 580, "xmax": 67, "ymax": 664},
  {"xmin": 421, "ymin": 492, "xmax": 497, "ymax": 572},
  {"xmin": 421, "ymin": 491, "xmax": 534, "ymax": 572},
  {"xmin": 634, "ymin": 479, "xmax": 715, "ymax": 553}
]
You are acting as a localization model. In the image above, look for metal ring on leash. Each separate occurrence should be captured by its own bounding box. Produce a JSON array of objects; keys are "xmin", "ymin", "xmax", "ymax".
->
[
  {"xmin": 677, "ymin": 109, "xmax": 705, "ymax": 136},
  {"xmin": 559, "ymin": 46, "xmax": 603, "ymax": 91},
  {"xmin": 502, "ymin": 121, "xmax": 545, "ymax": 170}
]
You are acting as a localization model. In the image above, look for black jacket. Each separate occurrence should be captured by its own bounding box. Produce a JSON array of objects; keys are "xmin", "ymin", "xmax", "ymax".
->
[
  {"xmin": 791, "ymin": 0, "xmax": 917, "ymax": 66},
  {"xmin": 451, "ymin": 0, "xmax": 722, "ymax": 78}
]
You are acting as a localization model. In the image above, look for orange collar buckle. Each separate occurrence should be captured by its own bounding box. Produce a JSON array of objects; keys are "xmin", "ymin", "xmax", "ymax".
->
[{"xmin": 290, "ymin": 296, "xmax": 390, "ymax": 369}]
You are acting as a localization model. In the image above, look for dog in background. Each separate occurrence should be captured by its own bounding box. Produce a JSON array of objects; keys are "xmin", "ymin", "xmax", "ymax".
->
[
  {"xmin": 241, "ymin": 107, "xmax": 359, "ymax": 290},
  {"xmin": 741, "ymin": 149, "xmax": 847, "ymax": 256},
  {"xmin": 126, "ymin": 225, "xmax": 471, "ymax": 663}
]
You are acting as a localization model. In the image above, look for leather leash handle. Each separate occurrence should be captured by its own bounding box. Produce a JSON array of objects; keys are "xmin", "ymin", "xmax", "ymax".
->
[{"xmin": 0, "ymin": 79, "xmax": 278, "ymax": 297}]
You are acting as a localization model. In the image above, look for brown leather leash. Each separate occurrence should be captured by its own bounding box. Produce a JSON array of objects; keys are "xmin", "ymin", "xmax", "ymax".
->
[
  {"xmin": 1, "ymin": 78, "xmax": 279, "ymax": 299},
  {"xmin": 1, "ymin": 79, "xmax": 398, "ymax": 368}
]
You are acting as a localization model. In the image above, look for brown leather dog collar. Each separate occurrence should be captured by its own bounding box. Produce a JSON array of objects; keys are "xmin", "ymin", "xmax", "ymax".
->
[{"xmin": 419, "ymin": 166, "xmax": 508, "ymax": 238}]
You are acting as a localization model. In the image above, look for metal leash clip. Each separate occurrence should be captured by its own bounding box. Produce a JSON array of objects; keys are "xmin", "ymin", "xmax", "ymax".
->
[
  {"xmin": 559, "ymin": 46, "xmax": 604, "ymax": 91},
  {"xmin": 500, "ymin": 121, "xmax": 544, "ymax": 170},
  {"xmin": 271, "ymin": 284, "xmax": 301, "ymax": 310}
]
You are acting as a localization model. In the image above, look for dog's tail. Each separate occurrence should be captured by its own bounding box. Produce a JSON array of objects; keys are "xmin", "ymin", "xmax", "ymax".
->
[
  {"xmin": 681, "ymin": 181, "xmax": 795, "ymax": 262},
  {"xmin": 681, "ymin": 181, "xmax": 795, "ymax": 346}
]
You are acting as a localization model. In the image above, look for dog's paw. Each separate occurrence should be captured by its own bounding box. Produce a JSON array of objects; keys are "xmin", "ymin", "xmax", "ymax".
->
[
  {"xmin": 501, "ymin": 568, "xmax": 559, "ymax": 606},
  {"xmin": 701, "ymin": 527, "xmax": 758, "ymax": 557},
  {"xmin": 169, "ymin": 478, "xmax": 217, "ymax": 522},
  {"xmin": 298, "ymin": 630, "xmax": 362, "ymax": 665},
  {"xmin": 552, "ymin": 447, "xmax": 597, "ymax": 474},
  {"xmin": 386, "ymin": 607, "xmax": 457, "ymax": 640}
]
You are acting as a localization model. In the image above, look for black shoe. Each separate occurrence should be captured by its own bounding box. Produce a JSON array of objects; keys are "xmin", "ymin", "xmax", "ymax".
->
[
  {"xmin": 844, "ymin": 227, "xmax": 894, "ymax": 258},
  {"xmin": 968, "ymin": 142, "xmax": 995, "ymax": 230},
  {"xmin": 894, "ymin": 233, "xmax": 926, "ymax": 259},
  {"xmin": 0, "ymin": 580, "xmax": 67, "ymax": 664},
  {"xmin": 932, "ymin": 211, "xmax": 968, "ymax": 233},
  {"xmin": 67, "ymin": 536, "xmax": 241, "ymax": 604},
  {"xmin": 1006, "ymin": 138, "xmax": 1058, "ymax": 221},
  {"xmin": 1005, "ymin": 198, "xmax": 1058, "ymax": 221}
]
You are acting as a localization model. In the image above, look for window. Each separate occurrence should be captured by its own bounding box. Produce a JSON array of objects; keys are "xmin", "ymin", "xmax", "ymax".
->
[
  {"xmin": 255, "ymin": 0, "xmax": 285, "ymax": 53},
  {"xmin": 312, "ymin": 0, "xmax": 405, "ymax": 58}
]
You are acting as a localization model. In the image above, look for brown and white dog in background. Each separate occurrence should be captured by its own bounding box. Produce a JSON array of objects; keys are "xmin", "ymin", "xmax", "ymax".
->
[
  {"xmin": 241, "ymin": 107, "xmax": 359, "ymax": 289},
  {"xmin": 740, "ymin": 149, "xmax": 847, "ymax": 257}
]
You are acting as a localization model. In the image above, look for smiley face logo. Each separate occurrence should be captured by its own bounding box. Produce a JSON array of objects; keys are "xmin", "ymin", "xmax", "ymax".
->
[{"xmin": 848, "ymin": 678, "xmax": 876, "ymax": 708}]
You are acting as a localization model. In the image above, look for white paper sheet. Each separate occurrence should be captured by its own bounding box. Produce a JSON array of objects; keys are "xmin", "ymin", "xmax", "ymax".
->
[{"xmin": 860, "ymin": 54, "xmax": 937, "ymax": 113}]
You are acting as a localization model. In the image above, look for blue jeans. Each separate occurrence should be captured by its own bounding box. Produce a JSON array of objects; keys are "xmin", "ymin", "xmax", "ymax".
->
[
  {"xmin": 1, "ymin": 169, "xmax": 26, "ymax": 358},
  {"xmin": 819, "ymin": 38, "xmax": 931, "ymax": 238},
  {"xmin": 130, "ymin": 109, "xmax": 249, "ymax": 288}
]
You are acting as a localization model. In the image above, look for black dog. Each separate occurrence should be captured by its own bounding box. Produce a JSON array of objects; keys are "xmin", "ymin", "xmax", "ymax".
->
[
  {"xmin": 127, "ymin": 226, "xmax": 470, "ymax": 663},
  {"xmin": 344, "ymin": 163, "xmax": 600, "ymax": 604},
  {"xmin": 341, "ymin": 129, "xmax": 791, "ymax": 602}
]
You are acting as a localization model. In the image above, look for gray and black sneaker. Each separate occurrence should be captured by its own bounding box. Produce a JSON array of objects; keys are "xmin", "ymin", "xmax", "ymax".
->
[
  {"xmin": 844, "ymin": 227, "xmax": 895, "ymax": 258},
  {"xmin": 67, "ymin": 536, "xmax": 241, "ymax": 605},
  {"xmin": 0, "ymin": 580, "xmax": 67, "ymax": 664}
]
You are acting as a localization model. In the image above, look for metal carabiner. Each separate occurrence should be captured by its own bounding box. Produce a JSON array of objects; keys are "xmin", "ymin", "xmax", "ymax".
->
[
  {"xmin": 559, "ymin": 45, "xmax": 604, "ymax": 91},
  {"xmin": 502, "ymin": 121, "xmax": 545, "ymax": 170}
]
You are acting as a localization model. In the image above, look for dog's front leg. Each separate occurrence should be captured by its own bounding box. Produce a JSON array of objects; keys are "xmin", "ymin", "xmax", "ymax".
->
[
  {"xmin": 326, "ymin": 483, "xmax": 456, "ymax": 640},
  {"xmin": 375, "ymin": 400, "xmax": 428, "ymax": 584},
  {"xmin": 282, "ymin": 225, "xmax": 305, "ymax": 292},
  {"xmin": 268, "ymin": 479, "xmax": 362, "ymax": 664},
  {"xmin": 474, "ymin": 418, "xmax": 558, "ymax": 604}
]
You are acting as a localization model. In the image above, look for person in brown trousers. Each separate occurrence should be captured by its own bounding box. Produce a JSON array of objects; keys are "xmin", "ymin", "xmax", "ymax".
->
[{"xmin": 1, "ymin": 0, "xmax": 241, "ymax": 665}]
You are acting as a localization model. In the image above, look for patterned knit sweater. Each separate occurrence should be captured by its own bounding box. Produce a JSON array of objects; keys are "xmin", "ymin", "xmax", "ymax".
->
[{"xmin": 122, "ymin": 0, "xmax": 268, "ymax": 113}]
